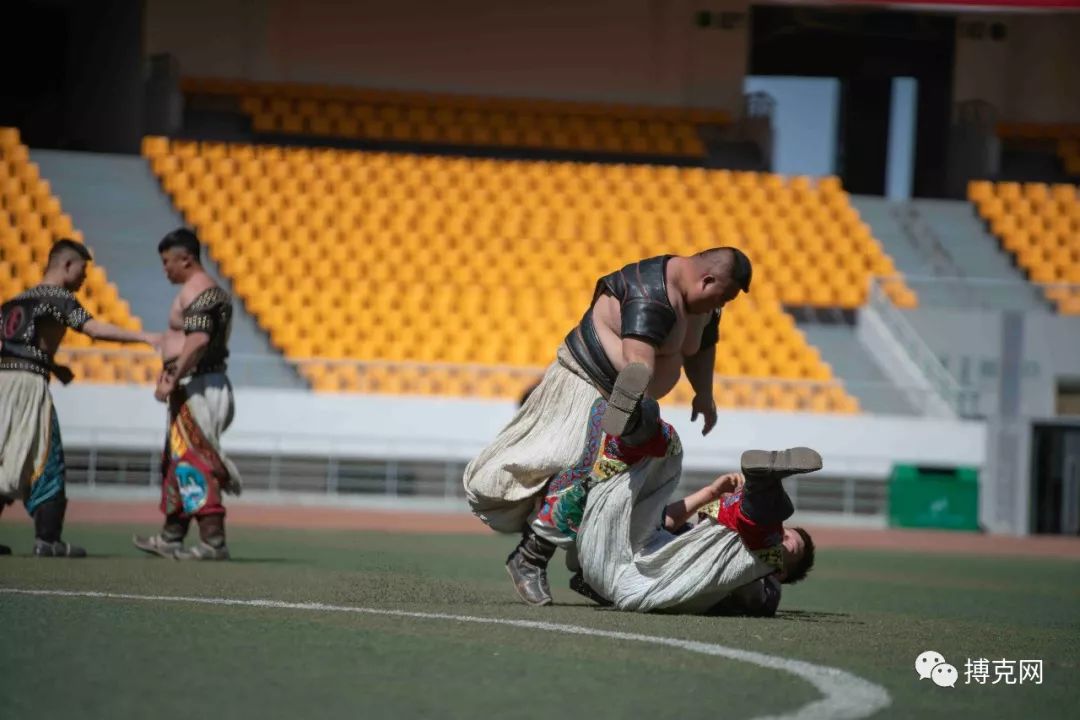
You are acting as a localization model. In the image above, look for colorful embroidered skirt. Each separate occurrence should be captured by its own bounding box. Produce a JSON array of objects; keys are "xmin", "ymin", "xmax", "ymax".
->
[{"xmin": 160, "ymin": 373, "xmax": 241, "ymax": 518}]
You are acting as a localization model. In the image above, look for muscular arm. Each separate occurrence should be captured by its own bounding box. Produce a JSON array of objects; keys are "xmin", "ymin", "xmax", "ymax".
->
[
  {"xmin": 684, "ymin": 312, "xmax": 720, "ymax": 435},
  {"xmin": 683, "ymin": 344, "xmax": 716, "ymax": 398},
  {"xmin": 620, "ymin": 336, "xmax": 657, "ymax": 385},
  {"xmin": 81, "ymin": 319, "xmax": 158, "ymax": 346}
]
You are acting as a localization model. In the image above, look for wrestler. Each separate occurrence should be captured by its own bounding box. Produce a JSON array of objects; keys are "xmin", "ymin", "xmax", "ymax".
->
[
  {"xmin": 464, "ymin": 247, "xmax": 752, "ymax": 605},
  {"xmin": 569, "ymin": 441, "xmax": 818, "ymax": 615},
  {"xmin": 133, "ymin": 229, "xmax": 241, "ymax": 560},
  {"xmin": 1, "ymin": 239, "xmax": 159, "ymax": 556}
]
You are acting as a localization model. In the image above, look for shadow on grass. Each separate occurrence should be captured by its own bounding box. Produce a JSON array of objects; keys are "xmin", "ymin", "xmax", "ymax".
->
[
  {"xmin": 224, "ymin": 557, "xmax": 299, "ymax": 565},
  {"xmin": 579, "ymin": 607, "xmax": 863, "ymax": 625},
  {"xmin": 774, "ymin": 609, "xmax": 863, "ymax": 625}
]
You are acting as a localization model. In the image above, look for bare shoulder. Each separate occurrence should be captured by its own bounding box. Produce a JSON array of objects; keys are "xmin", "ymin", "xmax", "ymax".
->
[{"xmin": 178, "ymin": 272, "xmax": 220, "ymax": 309}]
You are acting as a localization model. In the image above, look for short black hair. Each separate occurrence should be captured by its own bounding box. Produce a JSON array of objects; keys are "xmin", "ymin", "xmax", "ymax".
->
[
  {"xmin": 695, "ymin": 246, "xmax": 753, "ymax": 293},
  {"xmin": 47, "ymin": 238, "xmax": 92, "ymax": 267},
  {"xmin": 158, "ymin": 227, "xmax": 201, "ymax": 261},
  {"xmin": 782, "ymin": 527, "xmax": 815, "ymax": 585},
  {"xmin": 727, "ymin": 247, "xmax": 753, "ymax": 292}
]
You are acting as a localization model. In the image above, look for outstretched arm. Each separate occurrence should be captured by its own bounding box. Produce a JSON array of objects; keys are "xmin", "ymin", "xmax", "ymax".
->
[
  {"xmin": 81, "ymin": 319, "xmax": 161, "ymax": 348},
  {"xmin": 663, "ymin": 472, "xmax": 744, "ymax": 531}
]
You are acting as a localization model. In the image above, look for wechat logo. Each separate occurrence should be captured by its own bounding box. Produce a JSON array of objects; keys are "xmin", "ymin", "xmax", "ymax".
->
[{"xmin": 915, "ymin": 650, "xmax": 958, "ymax": 688}]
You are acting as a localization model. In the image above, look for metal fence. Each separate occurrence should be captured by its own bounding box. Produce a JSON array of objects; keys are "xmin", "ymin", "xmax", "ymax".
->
[
  {"xmin": 62, "ymin": 445, "xmax": 888, "ymax": 517},
  {"xmin": 867, "ymin": 276, "xmax": 983, "ymax": 417}
]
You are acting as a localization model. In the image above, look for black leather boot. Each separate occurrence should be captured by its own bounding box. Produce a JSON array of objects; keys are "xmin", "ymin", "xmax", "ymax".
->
[
  {"xmin": 569, "ymin": 573, "xmax": 611, "ymax": 606},
  {"xmin": 505, "ymin": 527, "xmax": 556, "ymax": 606},
  {"xmin": 32, "ymin": 497, "xmax": 86, "ymax": 558},
  {"xmin": 740, "ymin": 447, "xmax": 823, "ymax": 523}
]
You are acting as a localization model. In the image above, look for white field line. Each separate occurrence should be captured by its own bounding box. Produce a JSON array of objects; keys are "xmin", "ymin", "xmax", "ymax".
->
[{"xmin": 0, "ymin": 587, "xmax": 891, "ymax": 720}]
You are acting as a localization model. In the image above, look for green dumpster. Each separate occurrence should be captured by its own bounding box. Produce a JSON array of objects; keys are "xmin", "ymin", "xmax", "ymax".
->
[{"xmin": 888, "ymin": 465, "xmax": 980, "ymax": 531}]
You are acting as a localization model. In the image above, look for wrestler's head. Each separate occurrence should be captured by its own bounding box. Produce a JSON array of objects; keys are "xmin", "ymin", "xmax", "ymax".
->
[
  {"xmin": 46, "ymin": 238, "xmax": 91, "ymax": 292},
  {"xmin": 685, "ymin": 247, "xmax": 753, "ymax": 313},
  {"xmin": 158, "ymin": 227, "xmax": 202, "ymax": 285},
  {"xmin": 777, "ymin": 526, "xmax": 815, "ymax": 584}
]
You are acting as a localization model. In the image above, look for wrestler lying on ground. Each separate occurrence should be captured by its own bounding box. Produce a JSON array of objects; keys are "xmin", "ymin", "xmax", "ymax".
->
[{"xmin": 535, "ymin": 423, "xmax": 819, "ymax": 616}]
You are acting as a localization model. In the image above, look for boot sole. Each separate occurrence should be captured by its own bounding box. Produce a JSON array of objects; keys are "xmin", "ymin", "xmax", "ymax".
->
[
  {"xmin": 740, "ymin": 447, "xmax": 823, "ymax": 476},
  {"xmin": 505, "ymin": 564, "xmax": 553, "ymax": 607},
  {"xmin": 601, "ymin": 362, "xmax": 651, "ymax": 437}
]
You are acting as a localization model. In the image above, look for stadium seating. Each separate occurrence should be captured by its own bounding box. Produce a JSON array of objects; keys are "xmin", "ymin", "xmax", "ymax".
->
[
  {"xmin": 143, "ymin": 136, "xmax": 918, "ymax": 411},
  {"xmin": 182, "ymin": 78, "xmax": 720, "ymax": 158},
  {"xmin": 0, "ymin": 127, "xmax": 158, "ymax": 383},
  {"xmin": 969, "ymin": 179, "xmax": 1080, "ymax": 314}
]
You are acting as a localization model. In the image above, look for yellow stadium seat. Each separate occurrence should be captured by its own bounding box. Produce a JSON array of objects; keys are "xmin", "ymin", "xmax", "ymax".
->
[{"xmin": 137, "ymin": 137, "xmax": 883, "ymax": 409}]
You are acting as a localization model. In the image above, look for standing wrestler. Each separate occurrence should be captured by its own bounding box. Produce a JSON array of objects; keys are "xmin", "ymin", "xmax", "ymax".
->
[
  {"xmin": 464, "ymin": 247, "xmax": 752, "ymax": 605},
  {"xmin": 1, "ymin": 239, "xmax": 160, "ymax": 556},
  {"xmin": 133, "ymin": 229, "xmax": 241, "ymax": 560}
]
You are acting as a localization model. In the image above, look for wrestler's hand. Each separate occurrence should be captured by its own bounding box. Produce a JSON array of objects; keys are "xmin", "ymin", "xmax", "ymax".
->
[
  {"xmin": 690, "ymin": 394, "xmax": 717, "ymax": 436},
  {"xmin": 708, "ymin": 472, "xmax": 744, "ymax": 499},
  {"xmin": 154, "ymin": 374, "xmax": 176, "ymax": 403},
  {"xmin": 52, "ymin": 365, "xmax": 75, "ymax": 386}
]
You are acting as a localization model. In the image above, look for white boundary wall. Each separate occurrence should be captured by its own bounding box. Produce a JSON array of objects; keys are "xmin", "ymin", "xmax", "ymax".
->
[{"xmin": 54, "ymin": 383, "xmax": 987, "ymax": 479}]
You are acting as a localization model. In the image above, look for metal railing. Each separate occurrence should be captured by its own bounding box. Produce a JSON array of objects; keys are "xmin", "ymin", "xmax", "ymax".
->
[
  {"xmin": 867, "ymin": 277, "xmax": 982, "ymax": 417},
  {"xmin": 62, "ymin": 445, "xmax": 887, "ymax": 518}
]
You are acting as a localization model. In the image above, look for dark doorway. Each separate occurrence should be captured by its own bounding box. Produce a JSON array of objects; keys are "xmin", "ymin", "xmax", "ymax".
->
[
  {"xmin": 1030, "ymin": 423, "xmax": 1080, "ymax": 535},
  {"xmin": 750, "ymin": 6, "xmax": 955, "ymax": 198},
  {"xmin": 0, "ymin": 0, "xmax": 144, "ymax": 154}
]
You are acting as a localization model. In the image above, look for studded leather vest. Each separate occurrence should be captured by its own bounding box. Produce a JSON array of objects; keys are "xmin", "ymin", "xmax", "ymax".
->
[
  {"xmin": 564, "ymin": 255, "xmax": 720, "ymax": 393},
  {"xmin": 183, "ymin": 287, "xmax": 232, "ymax": 375},
  {"xmin": 0, "ymin": 285, "xmax": 92, "ymax": 378}
]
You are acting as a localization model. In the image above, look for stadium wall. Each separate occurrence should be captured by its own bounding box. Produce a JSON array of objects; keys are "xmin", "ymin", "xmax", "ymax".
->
[
  {"xmin": 953, "ymin": 13, "xmax": 1080, "ymax": 124},
  {"xmin": 906, "ymin": 310, "xmax": 1080, "ymax": 418},
  {"xmin": 143, "ymin": 0, "xmax": 750, "ymax": 112},
  {"xmin": 53, "ymin": 384, "xmax": 986, "ymax": 479}
]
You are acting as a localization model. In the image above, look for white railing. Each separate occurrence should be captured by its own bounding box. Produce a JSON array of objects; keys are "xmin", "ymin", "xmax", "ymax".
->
[{"xmin": 866, "ymin": 277, "xmax": 982, "ymax": 417}]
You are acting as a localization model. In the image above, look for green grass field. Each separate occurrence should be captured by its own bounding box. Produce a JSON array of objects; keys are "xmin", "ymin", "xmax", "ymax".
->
[{"xmin": 1, "ymin": 522, "xmax": 1078, "ymax": 720}]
